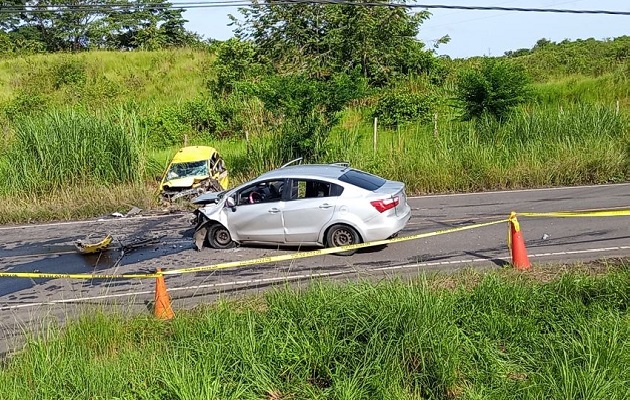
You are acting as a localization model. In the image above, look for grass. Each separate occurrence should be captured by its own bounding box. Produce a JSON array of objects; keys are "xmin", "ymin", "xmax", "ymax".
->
[
  {"xmin": 323, "ymin": 103, "xmax": 629, "ymax": 193},
  {"xmin": 0, "ymin": 182, "xmax": 159, "ymax": 224},
  {"xmin": 0, "ymin": 109, "xmax": 148, "ymax": 196},
  {"xmin": 0, "ymin": 50, "xmax": 212, "ymax": 109},
  {"xmin": 0, "ymin": 260, "xmax": 628, "ymax": 399}
]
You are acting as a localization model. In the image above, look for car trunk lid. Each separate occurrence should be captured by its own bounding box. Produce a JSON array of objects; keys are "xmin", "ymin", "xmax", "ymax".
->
[{"xmin": 370, "ymin": 181, "xmax": 407, "ymax": 216}]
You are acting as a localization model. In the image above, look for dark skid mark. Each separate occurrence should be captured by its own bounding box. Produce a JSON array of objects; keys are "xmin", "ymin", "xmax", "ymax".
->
[
  {"xmin": 449, "ymin": 202, "xmax": 503, "ymax": 208},
  {"xmin": 0, "ymin": 243, "xmax": 79, "ymax": 259}
]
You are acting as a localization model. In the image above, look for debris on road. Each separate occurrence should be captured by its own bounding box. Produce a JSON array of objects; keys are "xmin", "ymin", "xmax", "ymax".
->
[
  {"xmin": 74, "ymin": 234, "xmax": 165, "ymax": 255},
  {"xmin": 75, "ymin": 235, "xmax": 114, "ymax": 254}
]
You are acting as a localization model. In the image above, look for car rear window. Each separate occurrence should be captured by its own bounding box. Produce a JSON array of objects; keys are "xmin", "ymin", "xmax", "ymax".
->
[{"xmin": 339, "ymin": 169, "xmax": 386, "ymax": 191}]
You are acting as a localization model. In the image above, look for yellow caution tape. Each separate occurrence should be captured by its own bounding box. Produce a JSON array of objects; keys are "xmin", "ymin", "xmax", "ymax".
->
[
  {"xmin": 508, "ymin": 211, "xmax": 521, "ymax": 232},
  {"xmin": 163, "ymin": 219, "xmax": 508, "ymax": 276},
  {"xmin": 519, "ymin": 209, "xmax": 630, "ymax": 218},
  {"xmin": 0, "ymin": 271, "xmax": 160, "ymax": 279}
]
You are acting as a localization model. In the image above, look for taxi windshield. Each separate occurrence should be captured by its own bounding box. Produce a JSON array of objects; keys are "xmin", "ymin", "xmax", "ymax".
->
[{"xmin": 166, "ymin": 160, "xmax": 208, "ymax": 180}]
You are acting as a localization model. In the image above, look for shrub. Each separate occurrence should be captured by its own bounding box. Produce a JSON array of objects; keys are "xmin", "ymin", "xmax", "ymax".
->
[
  {"xmin": 146, "ymin": 106, "xmax": 189, "ymax": 147},
  {"xmin": 455, "ymin": 58, "xmax": 531, "ymax": 120},
  {"xmin": 53, "ymin": 58, "xmax": 87, "ymax": 89},
  {"xmin": 208, "ymin": 38, "xmax": 268, "ymax": 96},
  {"xmin": 145, "ymin": 98, "xmax": 226, "ymax": 147},
  {"xmin": 372, "ymin": 91, "xmax": 434, "ymax": 128},
  {"xmin": 2, "ymin": 91, "xmax": 49, "ymax": 119}
]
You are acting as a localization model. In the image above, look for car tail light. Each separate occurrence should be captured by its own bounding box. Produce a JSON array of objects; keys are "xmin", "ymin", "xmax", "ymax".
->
[{"xmin": 370, "ymin": 196, "xmax": 399, "ymax": 213}]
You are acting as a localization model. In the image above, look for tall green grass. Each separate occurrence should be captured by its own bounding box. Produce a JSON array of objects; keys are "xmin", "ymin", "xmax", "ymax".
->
[
  {"xmin": 0, "ymin": 264, "xmax": 628, "ymax": 399},
  {"xmin": 0, "ymin": 109, "xmax": 147, "ymax": 195},
  {"xmin": 320, "ymin": 103, "xmax": 629, "ymax": 193}
]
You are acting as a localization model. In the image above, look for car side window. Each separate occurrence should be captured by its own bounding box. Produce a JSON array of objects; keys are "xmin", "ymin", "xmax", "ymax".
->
[
  {"xmin": 236, "ymin": 180, "xmax": 285, "ymax": 205},
  {"xmin": 209, "ymin": 153, "xmax": 227, "ymax": 175},
  {"xmin": 288, "ymin": 179, "xmax": 343, "ymax": 200}
]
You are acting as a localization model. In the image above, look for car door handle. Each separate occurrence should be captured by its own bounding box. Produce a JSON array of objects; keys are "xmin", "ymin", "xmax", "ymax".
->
[
  {"xmin": 319, "ymin": 203, "xmax": 333, "ymax": 209},
  {"xmin": 268, "ymin": 208, "xmax": 281, "ymax": 214}
]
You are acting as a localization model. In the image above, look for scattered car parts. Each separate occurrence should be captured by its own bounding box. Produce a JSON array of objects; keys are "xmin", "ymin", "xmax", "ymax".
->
[{"xmin": 75, "ymin": 234, "xmax": 165, "ymax": 255}]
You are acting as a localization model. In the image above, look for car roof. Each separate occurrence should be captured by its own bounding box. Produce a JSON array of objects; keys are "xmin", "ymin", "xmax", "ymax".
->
[
  {"xmin": 257, "ymin": 164, "xmax": 351, "ymax": 180},
  {"xmin": 170, "ymin": 146, "xmax": 217, "ymax": 163}
]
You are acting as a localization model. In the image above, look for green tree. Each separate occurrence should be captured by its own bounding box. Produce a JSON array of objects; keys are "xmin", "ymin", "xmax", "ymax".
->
[
  {"xmin": 252, "ymin": 72, "xmax": 367, "ymax": 160},
  {"xmin": 455, "ymin": 58, "xmax": 531, "ymax": 120},
  {"xmin": 230, "ymin": 0, "xmax": 435, "ymax": 84},
  {"xmin": 0, "ymin": 0, "xmax": 199, "ymax": 52},
  {"xmin": 95, "ymin": 1, "xmax": 196, "ymax": 49},
  {"xmin": 208, "ymin": 38, "xmax": 270, "ymax": 96},
  {"xmin": 0, "ymin": 0, "xmax": 25, "ymax": 31}
]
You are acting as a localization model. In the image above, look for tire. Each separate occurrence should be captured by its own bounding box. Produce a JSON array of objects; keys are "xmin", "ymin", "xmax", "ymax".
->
[
  {"xmin": 207, "ymin": 224, "xmax": 237, "ymax": 249},
  {"xmin": 326, "ymin": 224, "xmax": 361, "ymax": 256}
]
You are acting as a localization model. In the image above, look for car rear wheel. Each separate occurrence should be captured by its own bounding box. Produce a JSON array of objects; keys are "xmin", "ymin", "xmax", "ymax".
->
[
  {"xmin": 326, "ymin": 224, "xmax": 360, "ymax": 256},
  {"xmin": 207, "ymin": 224, "xmax": 237, "ymax": 249}
]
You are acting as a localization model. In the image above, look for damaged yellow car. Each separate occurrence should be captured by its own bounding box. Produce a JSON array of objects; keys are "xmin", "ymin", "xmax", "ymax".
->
[{"xmin": 159, "ymin": 146, "xmax": 229, "ymax": 203}]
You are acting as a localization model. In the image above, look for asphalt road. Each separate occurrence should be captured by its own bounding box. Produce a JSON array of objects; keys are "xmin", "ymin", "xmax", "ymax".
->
[{"xmin": 1, "ymin": 183, "xmax": 629, "ymax": 357}]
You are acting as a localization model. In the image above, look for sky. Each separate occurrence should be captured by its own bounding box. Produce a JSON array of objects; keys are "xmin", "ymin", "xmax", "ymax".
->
[{"xmin": 182, "ymin": 0, "xmax": 629, "ymax": 58}]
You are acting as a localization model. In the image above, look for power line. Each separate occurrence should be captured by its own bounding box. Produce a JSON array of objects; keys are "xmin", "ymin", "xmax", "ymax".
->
[{"xmin": 0, "ymin": 1, "xmax": 628, "ymax": 15}]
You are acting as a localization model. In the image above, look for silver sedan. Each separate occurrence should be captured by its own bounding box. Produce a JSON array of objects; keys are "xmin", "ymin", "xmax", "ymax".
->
[{"xmin": 193, "ymin": 163, "xmax": 411, "ymax": 255}]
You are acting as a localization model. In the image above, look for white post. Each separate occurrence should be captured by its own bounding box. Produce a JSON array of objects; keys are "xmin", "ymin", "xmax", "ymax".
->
[
  {"xmin": 373, "ymin": 117, "xmax": 378, "ymax": 155},
  {"xmin": 433, "ymin": 113, "xmax": 438, "ymax": 139}
]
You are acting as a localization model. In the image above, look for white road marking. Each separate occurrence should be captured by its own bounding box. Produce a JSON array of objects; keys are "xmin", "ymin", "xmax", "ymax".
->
[
  {"xmin": 0, "ymin": 213, "xmax": 177, "ymax": 231},
  {"xmin": 2, "ymin": 246, "xmax": 628, "ymax": 311}
]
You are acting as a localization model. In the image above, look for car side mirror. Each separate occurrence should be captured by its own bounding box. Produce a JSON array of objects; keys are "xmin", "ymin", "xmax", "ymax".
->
[{"xmin": 225, "ymin": 197, "xmax": 236, "ymax": 208}]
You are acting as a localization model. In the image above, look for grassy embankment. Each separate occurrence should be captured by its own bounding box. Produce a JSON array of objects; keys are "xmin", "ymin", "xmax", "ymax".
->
[
  {"xmin": 0, "ymin": 260, "xmax": 628, "ymax": 399},
  {"xmin": 0, "ymin": 47, "xmax": 628, "ymax": 223}
]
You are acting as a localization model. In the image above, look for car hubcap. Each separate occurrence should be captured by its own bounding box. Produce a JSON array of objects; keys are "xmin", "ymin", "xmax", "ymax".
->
[
  {"xmin": 215, "ymin": 229, "xmax": 231, "ymax": 245},
  {"xmin": 332, "ymin": 229, "xmax": 354, "ymax": 246}
]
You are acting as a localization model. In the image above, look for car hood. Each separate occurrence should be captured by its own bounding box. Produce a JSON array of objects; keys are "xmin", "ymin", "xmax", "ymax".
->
[
  {"xmin": 197, "ymin": 201, "xmax": 223, "ymax": 218},
  {"xmin": 162, "ymin": 176, "xmax": 205, "ymax": 189},
  {"xmin": 193, "ymin": 191, "xmax": 222, "ymax": 205}
]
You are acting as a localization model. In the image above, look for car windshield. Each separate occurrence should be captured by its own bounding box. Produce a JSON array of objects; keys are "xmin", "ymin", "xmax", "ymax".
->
[
  {"xmin": 339, "ymin": 169, "xmax": 386, "ymax": 191},
  {"xmin": 166, "ymin": 160, "xmax": 208, "ymax": 180}
]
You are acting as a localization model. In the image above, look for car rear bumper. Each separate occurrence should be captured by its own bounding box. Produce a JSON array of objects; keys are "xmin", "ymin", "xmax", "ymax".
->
[{"xmin": 361, "ymin": 205, "xmax": 412, "ymax": 243}]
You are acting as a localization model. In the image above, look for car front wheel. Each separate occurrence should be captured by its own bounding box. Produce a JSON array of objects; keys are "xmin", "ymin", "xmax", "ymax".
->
[
  {"xmin": 207, "ymin": 224, "xmax": 237, "ymax": 249},
  {"xmin": 326, "ymin": 224, "xmax": 361, "ymax": 256}
]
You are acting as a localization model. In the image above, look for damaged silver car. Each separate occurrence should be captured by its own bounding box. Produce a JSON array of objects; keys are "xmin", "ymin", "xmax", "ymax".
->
[{"xmin": 192, "ymin": 162, "xmax": 411, "ymax": 255}]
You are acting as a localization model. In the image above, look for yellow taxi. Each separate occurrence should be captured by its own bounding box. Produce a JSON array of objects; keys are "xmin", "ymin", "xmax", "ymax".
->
[{"xmin": 159, "ymin": 146, "xmax": 228, "ymax": 203}]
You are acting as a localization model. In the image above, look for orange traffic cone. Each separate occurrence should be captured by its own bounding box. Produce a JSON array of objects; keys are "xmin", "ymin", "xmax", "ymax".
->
[
  {"xmin": 154, "ymin": 268, "xmax": 174, "ymax": 320},
  {"xmin": 508, "ymin": 212, "xmax": 531, "ymax": 270}
]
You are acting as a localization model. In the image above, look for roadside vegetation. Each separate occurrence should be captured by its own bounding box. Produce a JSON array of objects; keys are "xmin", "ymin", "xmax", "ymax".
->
[
  {"xmin": 0, "ymin": 5, "xmax": 628, "ymax": 223},
  {"xmin": 0, "ymin": 260, "xmax": 628, "ymax": 399}
]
